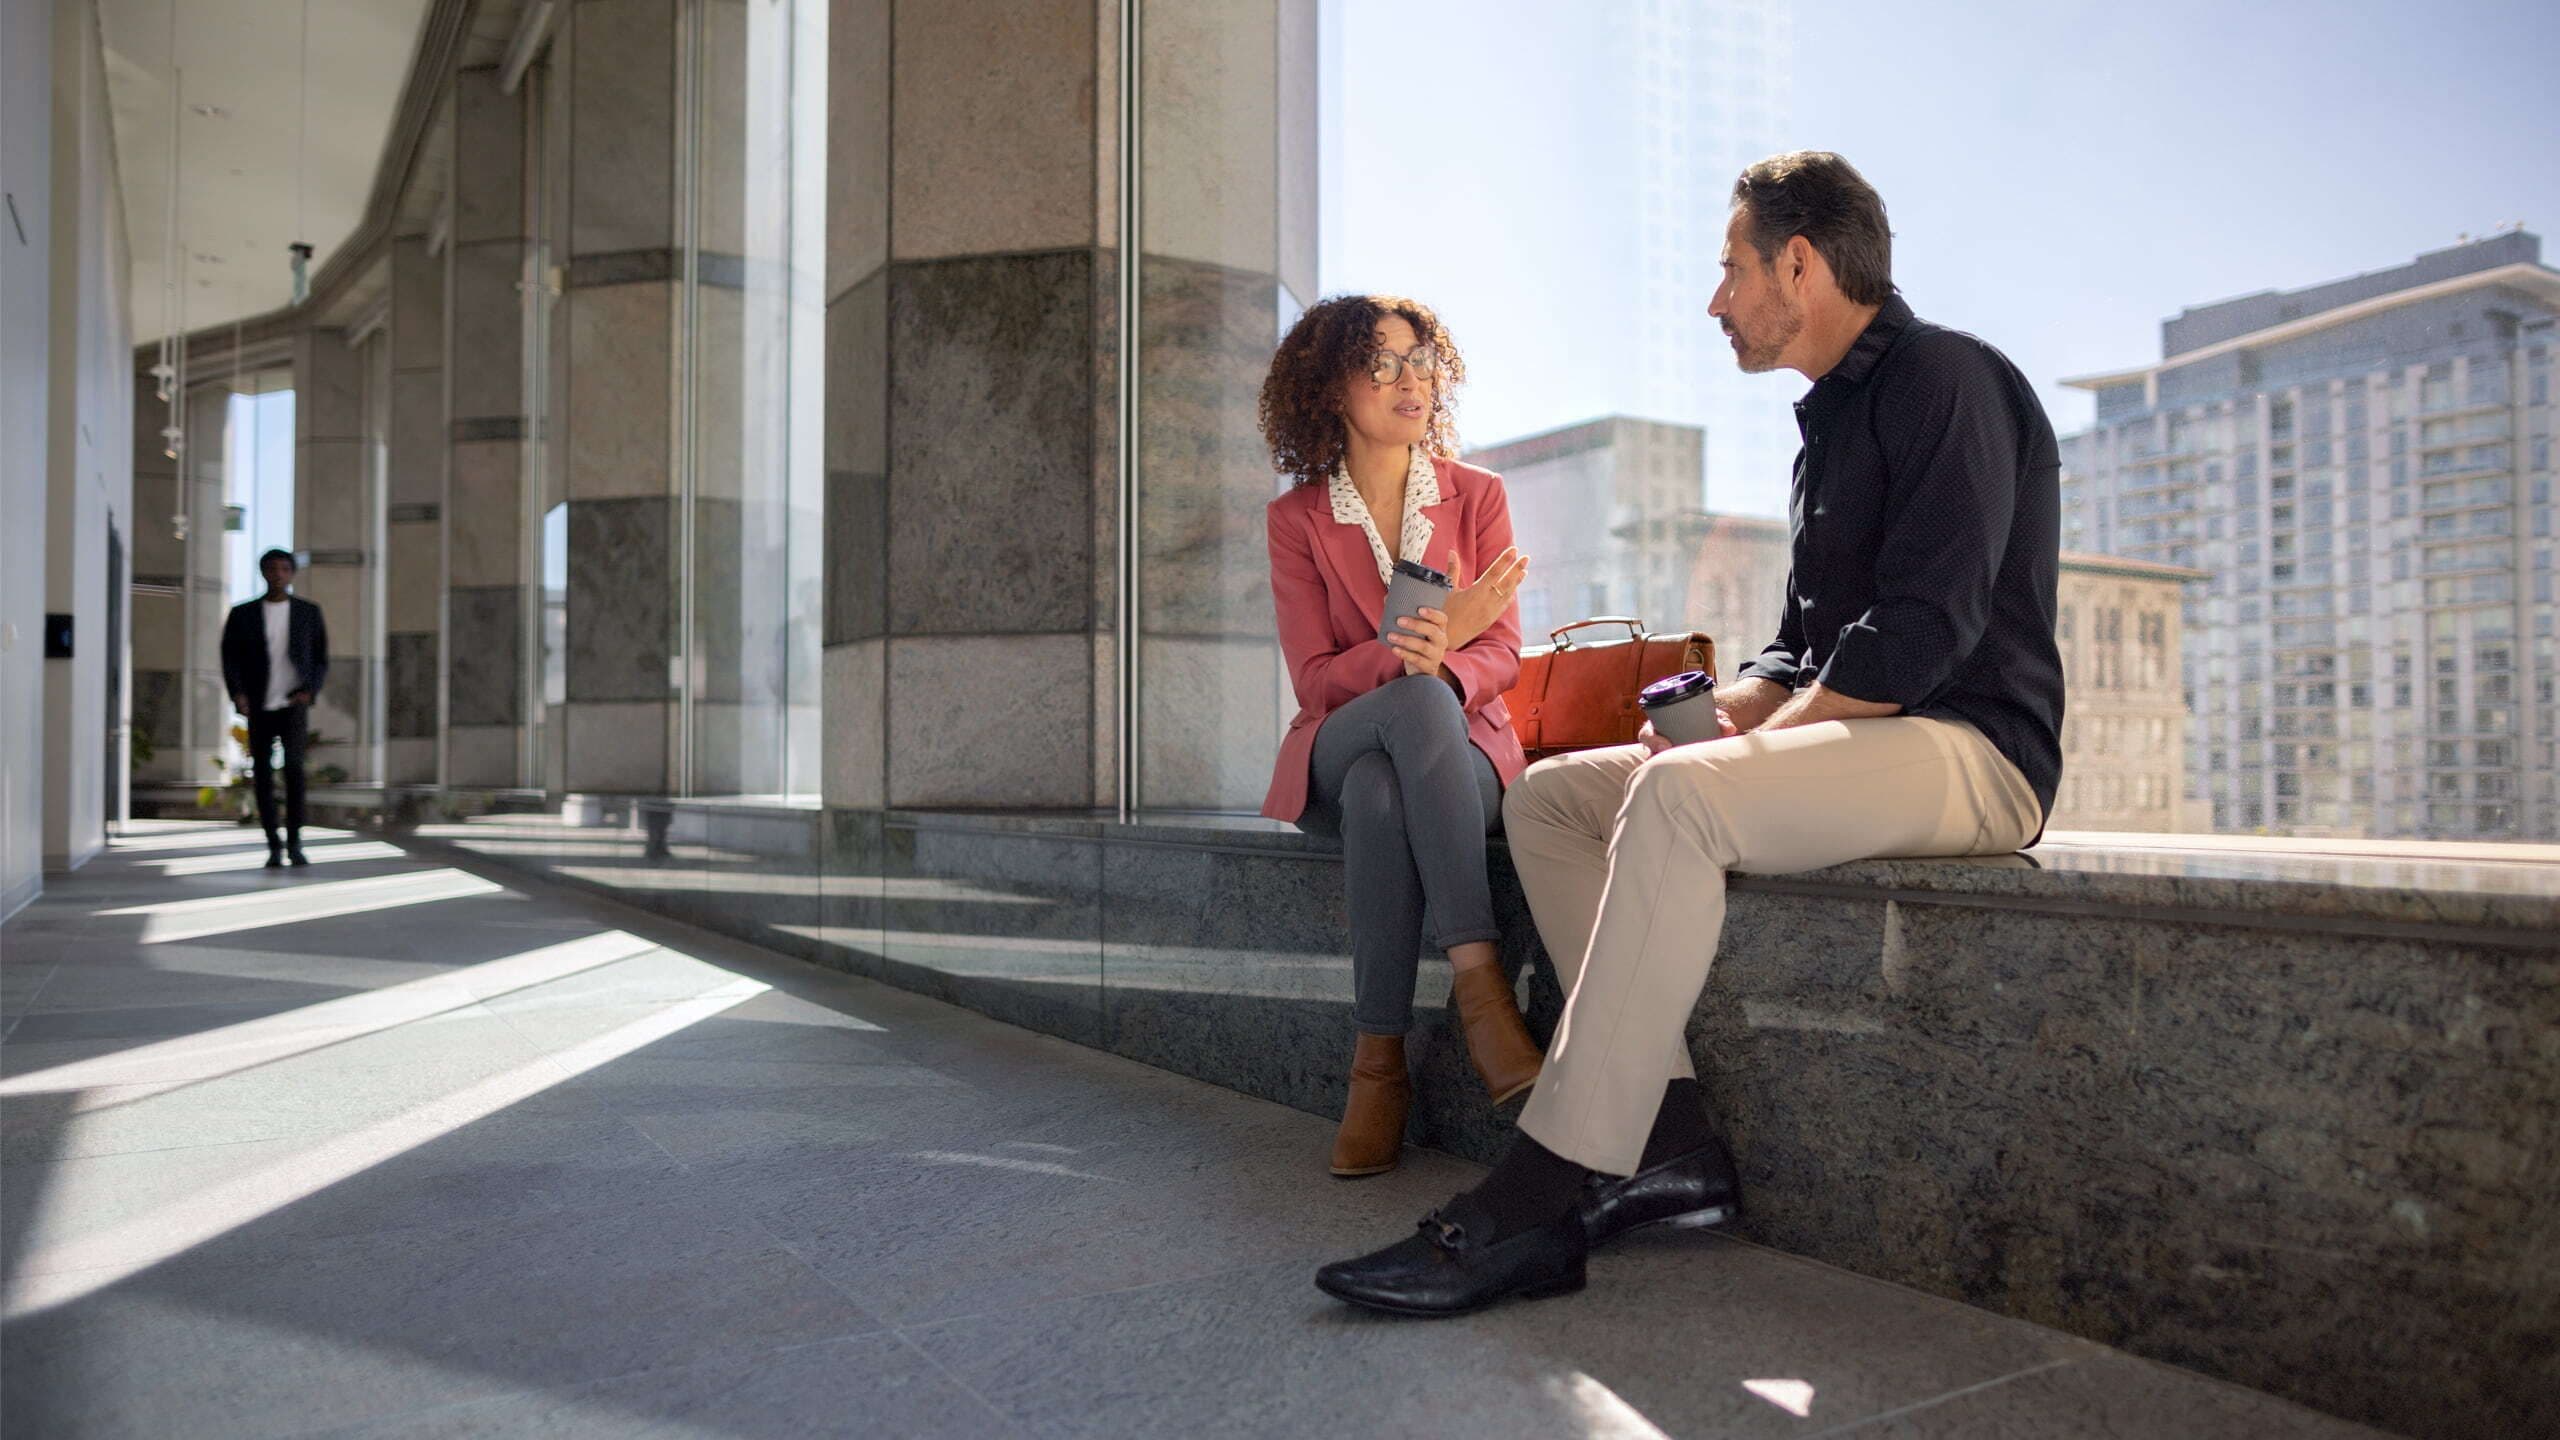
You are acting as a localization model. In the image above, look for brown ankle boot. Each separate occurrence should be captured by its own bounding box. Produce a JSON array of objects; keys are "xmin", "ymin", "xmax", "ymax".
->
[
  {"xmin": 1330, "ymin": 1032, "xmax": 1411, "ymax": 1177},
  {"xmin": 1452, "ymin": 964, "xmax": 1543, "ymax": 1104}
]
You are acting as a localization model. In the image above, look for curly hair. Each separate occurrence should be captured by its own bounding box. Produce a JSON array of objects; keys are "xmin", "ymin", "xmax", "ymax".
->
[{"xmin": 1258, "ymin": 294, "xmax": 1466, "ymax": 485}]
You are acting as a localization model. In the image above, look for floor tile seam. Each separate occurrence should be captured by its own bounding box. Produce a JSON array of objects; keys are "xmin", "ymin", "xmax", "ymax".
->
[
  {"xmin": 883, "ymin": 1327, "xmax": 1038, "ymax": 1438},
  {"xmin": 0, "ymin": 1127, "xmax": 338, "ymax": 1171},
  {"xmin": 1800, "ymin": 1356, "xmax": 2085, "ymax": 1438},
  {"xmin": 260, "ymin": 1324, "xmax": 911, "ymax": 1440},
  {"xmin": 886, "ymin": 1250, "xmax": 1325, "ymax": 1336},
  {"xmin": 594, "ymin": 1098, "xmax": 912, "ymax": 1346},
  {"xmin": 1, "ymin": 999, "xmax": 550, "ymax": 1117},
  {"xmin": 4, "ymin": 965, "xmax": 62, "ymax": 1023},
  {"xmin": 0, "ymin": 991, "xmax": 431, "ymax": 1020}
]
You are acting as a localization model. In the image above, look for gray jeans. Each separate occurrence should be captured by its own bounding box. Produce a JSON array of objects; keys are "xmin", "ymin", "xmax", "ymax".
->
[{"xmin": 1296, "ymin": 674, "xmax": 1504, "ymax": 1036}]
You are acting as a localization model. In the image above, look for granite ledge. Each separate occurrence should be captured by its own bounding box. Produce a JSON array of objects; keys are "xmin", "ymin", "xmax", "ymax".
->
[{"xmin": 880, "ymin": 808, "xmax": 2560, "ymax": 944}]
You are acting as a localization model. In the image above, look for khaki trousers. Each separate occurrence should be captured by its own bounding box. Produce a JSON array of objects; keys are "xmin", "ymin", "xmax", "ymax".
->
[{"xmin": 1506, "ymin": 716, "xmax": 2042, "ymax": 1176}]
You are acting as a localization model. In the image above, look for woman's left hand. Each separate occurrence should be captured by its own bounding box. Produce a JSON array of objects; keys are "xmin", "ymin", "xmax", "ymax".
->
[{"xmin": 1387, "ymin": 607, "xmax": 1452, "ymax": 680}]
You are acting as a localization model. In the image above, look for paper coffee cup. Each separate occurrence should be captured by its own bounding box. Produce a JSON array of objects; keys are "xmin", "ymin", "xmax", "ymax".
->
[
  {"xmin": 1639, "ymin": 670, "xmax": 1721, "ymax": 745},
  {"xmin": 1378, "ymin": 558, "xmax": 1454, "ymax": 647}
]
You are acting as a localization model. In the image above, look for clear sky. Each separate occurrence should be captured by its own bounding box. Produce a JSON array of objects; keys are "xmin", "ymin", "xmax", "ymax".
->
[{"xmin": 1324, "ymin": 0, "xmax": 2560, "ymax": 520}]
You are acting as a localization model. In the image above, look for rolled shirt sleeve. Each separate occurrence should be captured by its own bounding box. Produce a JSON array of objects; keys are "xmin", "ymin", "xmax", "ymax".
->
[
  {"xmin": 1815, "ymin": 343, "xmax": 2022, "ymax": 708},
  {"xmin": 1734, "ymin": 567, "xmax": 1809, "ymax": 689}
]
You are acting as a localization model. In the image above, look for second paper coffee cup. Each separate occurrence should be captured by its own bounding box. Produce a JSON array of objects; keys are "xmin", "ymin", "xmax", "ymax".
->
[{"xmin": 1639, "ymin": 670, "xmax": 1721, "ymax": 744}]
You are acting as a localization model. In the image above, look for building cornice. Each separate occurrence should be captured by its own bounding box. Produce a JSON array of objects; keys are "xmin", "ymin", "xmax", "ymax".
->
[{"xmin": 2063, "ymin": 262, "xmax": 2560, "ymax": 392}]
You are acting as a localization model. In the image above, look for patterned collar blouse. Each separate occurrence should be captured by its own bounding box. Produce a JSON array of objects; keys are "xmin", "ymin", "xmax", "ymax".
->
[{"xmin": 1326, "ymin": 443, "xmax": 1440, "ymax": 583}]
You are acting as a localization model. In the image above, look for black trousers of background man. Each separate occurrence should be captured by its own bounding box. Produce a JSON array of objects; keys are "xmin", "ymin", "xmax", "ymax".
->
[{"xmin": 247, "ymin": 705, "xmax": 309, "ymax": 844}]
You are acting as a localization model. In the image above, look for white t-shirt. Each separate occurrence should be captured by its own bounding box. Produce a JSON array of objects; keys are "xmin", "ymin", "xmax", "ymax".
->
[{"xmin": 262, "ymin": 599, "xmax": 299, "ymax": 711}]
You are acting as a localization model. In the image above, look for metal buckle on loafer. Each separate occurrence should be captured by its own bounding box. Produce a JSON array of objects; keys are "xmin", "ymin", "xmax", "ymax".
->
[{"xmin": 1420, "ymin": 1210, "xmax": 1470, "ymax": 1252}]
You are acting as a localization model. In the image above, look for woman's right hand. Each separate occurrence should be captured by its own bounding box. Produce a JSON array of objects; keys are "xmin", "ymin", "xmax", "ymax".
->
[{"xmin": 1439, "ymin": 546, "xmax": 1529, "ymax": 650}]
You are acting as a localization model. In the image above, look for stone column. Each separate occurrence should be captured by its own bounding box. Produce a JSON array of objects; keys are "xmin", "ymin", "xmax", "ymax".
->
[
  {"xmin": 125, "ymin": 367, "xmax": 179, "ymax": 783},
  {"xmin": 443, "ymin": 65, "xmax": 535, "ymax": 787},
  {"xmin": 553, "ymin": 0, "xmax": 680, "ymax": 794},
  {"xmin": 125, "ymin": 378, "xmax": 232, "ymax": 791},
  {"xmin": 293, "ymin": 325, "xmax": 378, "ymax": 782},
  {"xmin": 823, "ymin": 0, "xmax": 1112, "ymax": 812},
  {"xmin": 384, "ymin": 234, "xmax": 445, "ymax": 783},
  {"xmin": 821, "ymin": 0, "xmax": 1315, "ymax": 814}
]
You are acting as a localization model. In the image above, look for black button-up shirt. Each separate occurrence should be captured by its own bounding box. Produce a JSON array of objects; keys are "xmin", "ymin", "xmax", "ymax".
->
[{"xmin": 1734, "ymin": 294, "xmax": 2066, "ymax": 837}]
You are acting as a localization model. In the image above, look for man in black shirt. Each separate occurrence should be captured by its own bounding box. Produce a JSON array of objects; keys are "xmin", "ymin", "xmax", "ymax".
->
[
  {"xmin": 220, "ymin": 549, "xmax": 331, "ymax": 869},
  {"xmin": 1317, "ymin": 152, "xmax": 2066, "ymax": 1316}
]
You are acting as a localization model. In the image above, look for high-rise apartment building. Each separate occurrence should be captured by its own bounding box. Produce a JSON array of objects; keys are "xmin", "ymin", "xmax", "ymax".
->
[{"xmin": 2060, "ymin": 233, "xmax": 2560, "ymax": 840}]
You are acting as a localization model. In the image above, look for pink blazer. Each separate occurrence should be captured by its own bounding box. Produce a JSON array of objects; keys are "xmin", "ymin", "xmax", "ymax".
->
[{"xmin": 1262, "ymin": 455, "xmax": 1528, "ymax": 822}]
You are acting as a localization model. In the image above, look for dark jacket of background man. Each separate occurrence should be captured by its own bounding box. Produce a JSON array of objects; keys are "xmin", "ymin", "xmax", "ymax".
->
[
  {"xmin": 221, "ymin": 595, "xmax": 330, "ymax": 713},
  {"xmin": 220, "ymin": 588, "xmax": 331, "ymax": 858}
]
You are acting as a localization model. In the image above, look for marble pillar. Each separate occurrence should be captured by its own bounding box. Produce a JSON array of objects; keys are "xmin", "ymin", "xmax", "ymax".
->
[
  {"xmin": 553, "ymin": 0, "xmax": 679, "ymax": 795},
  {"xmin": 384, "ymin": 234, "xmax": 446, "ymax": 784},
  {"xmin": 822, "ymin": 0, "xmax": 1112, "ymax": 812},
  {"xmin": 443, "ymin": 65, "xmax": 535, "ymax": 787},
  {"xmin": 820, "ymin": 0, "xmax": 1315, "ymax": 813},
  {"xmin": 292, "ymin": 325, "xmax": 379, "ymax": 783},
  {"xmin": 125, "ymin": 371, "xmax": 228, "ymax": 787}
]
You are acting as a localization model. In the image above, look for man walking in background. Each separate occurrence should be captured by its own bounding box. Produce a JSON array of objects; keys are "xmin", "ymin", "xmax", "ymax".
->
[{"xmin": 221, "ymin": 548, "xmax": 331, "ymax": 869}]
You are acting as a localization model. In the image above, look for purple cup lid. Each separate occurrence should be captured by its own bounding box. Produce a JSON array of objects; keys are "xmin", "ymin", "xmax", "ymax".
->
[
  {"xmin": 1391, "ymin": 557, "xmax": 1451, "ymax": 587},
  {"xmin": 1638, "ymin": 670, "xmax": 1715, "ymax": 709}
]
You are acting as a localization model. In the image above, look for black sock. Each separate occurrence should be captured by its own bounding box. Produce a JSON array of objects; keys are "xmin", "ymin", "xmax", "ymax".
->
[
  {"xmin": 1638, "ymin": 1078, "xmax": 1715, "ymax": 1169},
  {"xmin": 1469, "ymin": 1133, "xmax": 1589, "ymax": 1240}
]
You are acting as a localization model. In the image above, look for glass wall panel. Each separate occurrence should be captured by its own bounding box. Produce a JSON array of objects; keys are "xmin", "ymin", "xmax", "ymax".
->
[
  {"xmin": 1131, "ymin": 1, "xmax": 1316, "ymax": 812},
  {"xmin": 533, "ymin": 41, "xmax": 572, "ymax": 793},
  {"xmin": 687, "ymin": 0, "xmax": 825, "ymax": 799},
  {"xmin": 1130, "ymin": 1, "xmax": 1795, "ymax": 816}
]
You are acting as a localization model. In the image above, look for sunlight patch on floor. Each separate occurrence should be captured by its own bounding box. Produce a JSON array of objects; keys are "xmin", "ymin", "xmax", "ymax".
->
[
  {"xmin": 1743, "ymin": 1378, "xmax": 1816, "ymax": 1418},
  {"xmin": 0, "ymin": 931, "xmax": 663, "ymax": 1098},
  {"xmin": 1547, "ymin": 1371, "xmax": 1675, "ymax": 1439},
  {"xmin": 2, "ymin": 979, "xmax": 768, "ymax": 1319},
  {"xmin": 142, "ymin": 841, "xmax": 408, "ymax": 876},
  {"xmin": 93, "ymin": 869, "xmax": 506, "ymax": 943}
]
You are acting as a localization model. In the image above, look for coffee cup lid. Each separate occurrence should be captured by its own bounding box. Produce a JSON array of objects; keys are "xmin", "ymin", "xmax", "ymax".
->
[
  {"xmin": 1391, "ymin": 557, "xmax": 1451, "ymax": 587},
  {"xmin": 1638, "ymin": 670, "xmax": 1715, "ymax": 708}
]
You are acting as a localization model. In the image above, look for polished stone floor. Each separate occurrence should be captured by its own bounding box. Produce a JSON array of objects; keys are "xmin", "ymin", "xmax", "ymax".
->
[{"xmin": 1, "ymin": 823, "xmax": 2393, "ymax": 1439}]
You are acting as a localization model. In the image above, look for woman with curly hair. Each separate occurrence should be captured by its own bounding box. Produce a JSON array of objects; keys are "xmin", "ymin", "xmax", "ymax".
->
[{"xmin": 1259, "ymin": 294, "xmax": 1542, "ymax": 1177}]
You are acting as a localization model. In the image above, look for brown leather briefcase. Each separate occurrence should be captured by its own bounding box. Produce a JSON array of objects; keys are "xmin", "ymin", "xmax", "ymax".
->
[{"xmin": 1501, "ymin": 618, "xmax": 1716, "ymax": 760}]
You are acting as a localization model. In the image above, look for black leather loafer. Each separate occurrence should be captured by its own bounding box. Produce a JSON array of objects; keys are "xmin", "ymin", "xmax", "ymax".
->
[
  {"xmin": 1314, "ymin": 1194, "xmax": 1586, "ymax": 1317},
  {"xmin": 1578, "ymin": 1139, "xmax": 1741, "ymax": 1248}
]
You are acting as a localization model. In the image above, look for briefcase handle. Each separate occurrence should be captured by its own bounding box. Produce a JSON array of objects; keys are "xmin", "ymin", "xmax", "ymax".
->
[{"xmin": 1548, "ymin": 617, "xmax": 1646, "ymax": 648}]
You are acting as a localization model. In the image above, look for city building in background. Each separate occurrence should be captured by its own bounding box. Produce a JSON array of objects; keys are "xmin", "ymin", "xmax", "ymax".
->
[
  {"xmin": 1464, "ymin": 416, "xmax": 1710, "ymax": 638},
  {"xmin": 2052, "ymin": 554, "xmax": 2206, "ymax": 833},
  {"xmin": 2061, "ymin": 232, "xmax": 2560, "ymax": 839}
]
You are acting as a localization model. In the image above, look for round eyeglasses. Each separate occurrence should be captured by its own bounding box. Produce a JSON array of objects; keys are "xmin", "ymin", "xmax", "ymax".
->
[{"xmin": 1367, "ymin": 345, "xmax": 1439, "ymax": 386}]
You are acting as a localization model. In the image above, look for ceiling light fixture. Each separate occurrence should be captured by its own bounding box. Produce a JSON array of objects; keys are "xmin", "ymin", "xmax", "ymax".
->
[{"xmin": 289, "ymin": 0, "xmax": 312, "ymax": 305}]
